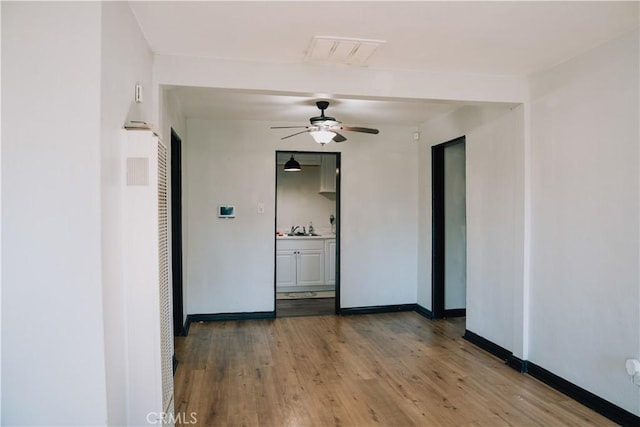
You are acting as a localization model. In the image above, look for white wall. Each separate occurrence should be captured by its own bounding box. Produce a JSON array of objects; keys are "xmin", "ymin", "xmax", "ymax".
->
[
  {"xmin": 185, "ymin": 120, "xmax": 275, "ymax": 314},
  {"xmin": 161, "ymin": 88, "xmax": 187, "ymax": 146},
  {"xmin": 0, "ymin": 2, "xmax": 4, "ymax": 419},
  {"xmin": 529, "ymin": 29, "xmax": 639, "ymax": 415},
  {"xmin": 185, "ymin": 119, "xmax": 418, "ymax": 314},
  {"xmin": 466, "ymin": 107, "xmax": 524, "ymax": 351},
  {"xmin": 154, "ymin": 55, "xmax": 528, "ymax": 112},
  {"xmin": 100, "ymin": 2, "xmax": 153, "ymax": 425},
  {"xmin": 2, "ymin": 2, "xmax": 108, "ymax": 425},
  {"xmin": 339, "ymin": 125, "xmax": 418, "ymax": 308},
  {"xmin": 417, "ymin": 104, "xmax": 525, "ymax": 355}
]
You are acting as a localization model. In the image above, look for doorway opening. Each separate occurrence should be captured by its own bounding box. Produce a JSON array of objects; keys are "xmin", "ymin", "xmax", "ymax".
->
[
  {"xmin": 274, "ymin": 151, "xmax": 341, "ymax": 317},
  {"xmin": 171, "ymin": 128, "xmax": 185, "ymax": 335},
  {"xmin": 432, "ymin": 136, "xmax": 466, "ymax": 319}
]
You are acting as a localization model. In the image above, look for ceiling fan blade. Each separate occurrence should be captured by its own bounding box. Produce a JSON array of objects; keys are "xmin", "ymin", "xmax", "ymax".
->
[
  {"xmin": 332, "ymin": 132, "xmax": 347, "ymax": 143},
  {"xmin": 340, "ymin": 126, "xmax": 379, "ymax": 134},
  {"xmin": 281, "ymin": 130, "xmax": 310, "ymax": 140},
  {"xmin": 271, "ymin": 126, "xmax": 309, "ymax": 129}
]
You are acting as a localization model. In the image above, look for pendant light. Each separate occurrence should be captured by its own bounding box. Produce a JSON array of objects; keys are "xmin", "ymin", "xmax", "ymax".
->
[{"xmin": 284, "ymin": 155, "xmax": 301, "ymax": 172}]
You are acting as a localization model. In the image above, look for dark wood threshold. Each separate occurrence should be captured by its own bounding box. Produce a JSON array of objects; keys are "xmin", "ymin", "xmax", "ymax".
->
[
  {"xmin": 276, "ymin": 297, "xmax": 336, "ymax": 318},
  {"xmin": 340, "ymin": 303, "xmax": 417, "ymax": 316}
]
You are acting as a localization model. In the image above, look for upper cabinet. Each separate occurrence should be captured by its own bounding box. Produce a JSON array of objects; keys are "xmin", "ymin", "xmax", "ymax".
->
[{"xmin": 319, "ymin": 155, "xmax": 337, "ymax": 193}]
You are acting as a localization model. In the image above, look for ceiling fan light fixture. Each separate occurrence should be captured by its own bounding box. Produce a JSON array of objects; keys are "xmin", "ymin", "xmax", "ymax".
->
[
  {"xmin": 284, "ymin": 156, "xmax": 301, "ymax": 172},
  {"xmin": 271, "ymin": 100, "xmax": 378, "ymax": 144},
  {"xmin": 309, "ymin": 129, "xmax": 336, "ymax": 144}
]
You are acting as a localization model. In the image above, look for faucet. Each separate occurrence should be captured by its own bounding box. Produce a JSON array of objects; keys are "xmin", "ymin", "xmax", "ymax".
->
[{"xmin": 290, "ymin": 226, "xmax": 300, "ymax": 234}]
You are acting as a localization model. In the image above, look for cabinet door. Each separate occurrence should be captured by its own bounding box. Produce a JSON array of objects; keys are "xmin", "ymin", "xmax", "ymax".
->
[
  {"xmin": 324, "ymin": 239, "xmax": 336, "ymax": 286},
  {"xmin": 297, "ymin": 249, "xmax": 325, "ymax": 286},
  {"xmin": 319, "ymin": 156, "xmax": 336, "ymax": 193},
  {"xmin": 276, "ymin": 250, "xmax": 297, "ymax": 288}
]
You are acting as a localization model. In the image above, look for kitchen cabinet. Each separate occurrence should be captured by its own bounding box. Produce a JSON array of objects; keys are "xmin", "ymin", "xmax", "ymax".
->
[
  {"xmin": 319, "ymin": 155, "xmax": 337, "ymax": 193},
  {"xmin": 325, "ymin": 239, "xmax": 336, "ymax": 286},
  {"xmin": 275, "ymin": 250, "xmax": 297, "ymax": 288},
  {"xmin": 297, "ymin": 249, "xmax": 325, "ymax": 286},
  {"xmin": 276, "ymin": 239, "xmax": 325, "ymax": 291}
]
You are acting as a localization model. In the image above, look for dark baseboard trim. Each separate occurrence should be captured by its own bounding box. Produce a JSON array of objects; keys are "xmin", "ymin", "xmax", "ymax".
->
[
  {"xmin": 415, "ymin": 304, "xmax": 433, "ymax": 319},
  {"xmin": 463, "ymin": 330, "xmax": 640, "ymax": 426},
  {"xmin": 186, "ymin": 311, "xmax": 275, "ymax": 327},
  {"xmin": 340, "ymin": 303, "xmax": 417, "ymax": 316},
  {"xmin": 462, "ymin": 329, "xmax": 511, "ymax": 361},
  {"xmin": 182, "ymin": 318, "xmax": 191, "ymax": 336},
  {"xmin": 526, "ymin": 362, "xmax": 639, "ymax": 427},
  {"xmin": 444, "ymin": 308, "xmax": 466, "ymax": 318},
  {"xmin": 507, "ymin": 355, "xmax": 528, "ymax": 373},
  {"xmin": 172, "ymin": 354, "xmax": 178, "ymax": 375}
]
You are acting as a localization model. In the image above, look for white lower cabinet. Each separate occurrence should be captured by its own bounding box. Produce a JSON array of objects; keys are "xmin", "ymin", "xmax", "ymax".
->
[
  {"xmin": 297, "ymin": 249, "xmax": 325, "ymax": 286},
  {"xmin": 276, "ymin": 239, "xmax": 325, "ymax": 290},
  {"xmin": 275, "ymin": 250, "xmax": 297, "ymax": 287},
  {"xmin": 325, "ymin": 239, "xmax": 336, "ymax": 286}
]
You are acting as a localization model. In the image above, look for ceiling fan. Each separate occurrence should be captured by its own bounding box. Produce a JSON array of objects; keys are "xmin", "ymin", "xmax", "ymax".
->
[{"xmin": 271, "ymin": 101, "xmax": 379, "ymax": 144}]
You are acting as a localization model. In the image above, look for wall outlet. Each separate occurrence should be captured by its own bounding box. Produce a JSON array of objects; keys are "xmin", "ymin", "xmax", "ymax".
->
[{"xmin": 257, "ymin": 202, "xmax": 265, "ymax": 214}]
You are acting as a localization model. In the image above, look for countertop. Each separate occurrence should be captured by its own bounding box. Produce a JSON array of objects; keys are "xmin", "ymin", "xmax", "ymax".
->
[{"xmin": 276, "ymin": 234, "xmax": 336, "ymax": 240}]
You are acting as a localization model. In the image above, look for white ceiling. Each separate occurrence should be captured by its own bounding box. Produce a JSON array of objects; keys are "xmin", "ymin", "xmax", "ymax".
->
[{"xmin": 130, "ymin": 1, "xmax": 639, "ymax": 125}]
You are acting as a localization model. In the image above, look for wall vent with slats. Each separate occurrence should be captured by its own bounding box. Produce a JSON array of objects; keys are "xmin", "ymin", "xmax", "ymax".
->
[
  {"xmin": 126, "ymin": 157, "xmax": 149, "ymax": 186},
  {"xmin": 157, "ymin": 140, "xmax": 174, "ymax": 413}
]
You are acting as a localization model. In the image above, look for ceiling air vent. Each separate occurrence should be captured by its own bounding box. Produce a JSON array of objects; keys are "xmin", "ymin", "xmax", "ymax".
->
[{"xmin": 305, "ymin": 36, "xmax": 385, "ymax": 66}]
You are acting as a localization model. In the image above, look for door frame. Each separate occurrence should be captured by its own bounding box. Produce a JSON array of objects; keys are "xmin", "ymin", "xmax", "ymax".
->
[
  {"xmin": 170, "ymin": 128, "xmax": 185, "ymax": 335},
  {"xmin": 274, "ymin": 150, "xmax": 341, "ymax": 315},
  {"xmin": 431, "ymin": 136, "xmax": 466, "ymax": 319}
]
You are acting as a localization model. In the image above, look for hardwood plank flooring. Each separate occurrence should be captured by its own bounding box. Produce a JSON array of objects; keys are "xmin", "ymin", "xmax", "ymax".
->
[{"xmin": 174, "ymin": 313, "xmax": 615, "ymax": 426}]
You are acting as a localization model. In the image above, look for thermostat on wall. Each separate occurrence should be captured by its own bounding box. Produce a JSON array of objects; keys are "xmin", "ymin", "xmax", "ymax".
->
[{"xmin": 218, "ymin": 205, "xmax": 235, "ymax": 218}]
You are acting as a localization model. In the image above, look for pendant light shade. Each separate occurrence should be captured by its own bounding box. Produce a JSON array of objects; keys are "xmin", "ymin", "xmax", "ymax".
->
[
  {"xmin": 284, "ymin": 155, "xmax": 301, "ymax": 171},
  {"xmin": 309, "ymin": 129, "xmax": 336, "ymax": 144}
]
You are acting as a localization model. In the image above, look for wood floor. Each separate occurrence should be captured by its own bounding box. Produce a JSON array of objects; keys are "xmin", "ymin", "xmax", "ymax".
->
[
  {"xmin": 174, "ymin": 313, "xmax": 614, "ymax": 426},
  {"xmin": 276, "ymin": 297, "xmax": 336, "ymax": 317}
]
